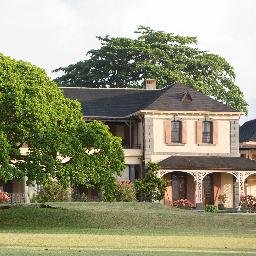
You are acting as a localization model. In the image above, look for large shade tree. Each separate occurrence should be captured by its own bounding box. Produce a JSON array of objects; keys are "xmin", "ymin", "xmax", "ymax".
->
[
  {"xmin": 0, "ymin": 53, "xmax": 124, "ymax": 200},
  {"xmin": 54, "ymin": 26, "xmax": 247, "ymax": 113}
]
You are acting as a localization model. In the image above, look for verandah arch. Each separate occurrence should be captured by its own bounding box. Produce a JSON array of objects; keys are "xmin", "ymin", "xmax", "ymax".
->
[
  {"xmin": 159, "ymin": 170, "xmax": 256, "ymax": 209},
  {"xmin": 162, "ymin": 171, "xmax": 196, "ymax": 206}
]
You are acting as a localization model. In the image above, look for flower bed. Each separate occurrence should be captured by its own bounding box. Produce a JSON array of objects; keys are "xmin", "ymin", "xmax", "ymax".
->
[
  {"xmin": 0, "ymin": 191, "xmax": 10, "ymax": 203},
  {"xmin": 240, "ymin": 195, "xmax": 256, "ymax": 212},
  {"xmin": 172, "ymin": 199, "xmax": 194, "ymax": 209}
]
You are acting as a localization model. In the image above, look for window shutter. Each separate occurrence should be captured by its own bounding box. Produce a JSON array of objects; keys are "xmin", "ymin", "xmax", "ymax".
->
[
  {"xmin": 164, "ymin": 119, "xmax": 171, "ymax": 144},
  {"xmin": 213, "ymin": 120, "xmax": 218, "ymax": 144},
  {"xmin": 196, "ymin": 120, "xmax": 202, "ymax": 144},
  {"xmin": 182, "ymin": 120, "xmax": 187, "ymax": 144}
]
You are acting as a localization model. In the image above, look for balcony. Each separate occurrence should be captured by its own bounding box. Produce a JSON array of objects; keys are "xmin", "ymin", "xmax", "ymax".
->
[{"xmin": 123, "ymin": 144, "xmax": 142, "ymax": 165}]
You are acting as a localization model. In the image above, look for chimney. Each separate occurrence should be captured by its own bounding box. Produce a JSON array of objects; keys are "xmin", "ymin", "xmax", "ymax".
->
[{"xmin": 145, "ymin": 79, "xmax": 156, "ymax": 90}]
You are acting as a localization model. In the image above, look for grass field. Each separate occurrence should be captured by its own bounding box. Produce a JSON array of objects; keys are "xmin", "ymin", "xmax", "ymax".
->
[{"xmin": 0, "ymin": 202, "xmax": 256, "ymax": 255}]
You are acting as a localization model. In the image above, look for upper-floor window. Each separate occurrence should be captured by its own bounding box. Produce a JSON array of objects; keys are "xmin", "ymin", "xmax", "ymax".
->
[
  {"xmin": 202, "ymin": 121, "xmax": 213, "ymax": 143},
  {"xmin": 171, "ymin": 121, "xmax": 182, "ymax": 143}
]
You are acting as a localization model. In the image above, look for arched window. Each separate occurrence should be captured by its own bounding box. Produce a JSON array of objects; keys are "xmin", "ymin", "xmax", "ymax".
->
[
  {"xmin": 202, "ymin": 121, "xmax": 213, "ymax": 143},
  {"xmin": 171, "ymin": 121, "xmax": 181, "ymax": 143}
]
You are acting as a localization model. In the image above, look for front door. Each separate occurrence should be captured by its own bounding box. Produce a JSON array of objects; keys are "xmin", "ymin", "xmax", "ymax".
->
[
  {"xmin": 203, "ymin": 174, "xmax": 213, "ymax": 205},
  {"xmin": 172, "ymin": 172, "xmax": 186, "ymax": 201}
]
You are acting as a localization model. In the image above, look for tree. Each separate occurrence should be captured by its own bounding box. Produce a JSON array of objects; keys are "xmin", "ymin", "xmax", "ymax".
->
[
  {"xmin": 134, "ymin": 162, "xmax": 167, "ymax": 202},
  {"xmin": 0, "ymin": 53, "xmax": 124, "ymax": 200},
  {"xmin": 54, "ymin": 26, "xmax": 247, "ymax": 113}
]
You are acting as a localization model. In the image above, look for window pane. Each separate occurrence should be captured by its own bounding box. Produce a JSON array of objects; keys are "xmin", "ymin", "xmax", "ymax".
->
[
  {"xmin": 171, "ymin": 121, "xmax": 181, "ymax": 143},
  {"xmin": 202, "ymin": 121, "xmax": 212, "ymax": 143}
]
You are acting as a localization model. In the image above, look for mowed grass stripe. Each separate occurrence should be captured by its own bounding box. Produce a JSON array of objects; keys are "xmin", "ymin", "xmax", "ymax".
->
[
  {"xmin": 0, "ymin": 233, "xmax": 256, "ymax": 251},
  {"xmin": 0, "ymin": 247, "xmax": 256, "ymax": 256}
]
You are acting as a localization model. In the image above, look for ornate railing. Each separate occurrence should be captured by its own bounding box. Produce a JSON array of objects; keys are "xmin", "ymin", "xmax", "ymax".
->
[{"xmin": 8, "ymin": 193, "xmax": 25, "ymax": 204}]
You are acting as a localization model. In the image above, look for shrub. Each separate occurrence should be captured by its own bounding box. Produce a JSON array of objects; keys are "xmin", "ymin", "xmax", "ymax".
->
[
  {"xmin": 173, "ymin": 199, "xmax": 194, "ymax": 209},
  {"xmin": 31, "ymin": 180, "xmax": 70, "ymax": 203},
  {"xmin": 115, "ymin": 181, "xmax": 136, "ymax": 202},
  {"xmin": 0, "ymin": 191, "xmax": 9, "ymax": 203},
  {"xmin": 205, "ymin": 204, "xmax": 218, "ymax": 213},
  {"xmin": 134, "ymin": 162, "xmax": 167, "ymax": 202},
  {"xmin": 240, "ymin": 195, "xmax": 256, "ymax": 212},
  {"xmin": 218, "ymin": 194, "xmax": 227, "ymax": 204}
]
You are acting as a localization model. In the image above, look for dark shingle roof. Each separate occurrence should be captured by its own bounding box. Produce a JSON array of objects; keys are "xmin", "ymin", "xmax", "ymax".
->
[
  {"xmin": 62, "ymin": 83, "xmax": 237, "ymax": 118},
  {"xmin": 240, "ymin": 119, "xmax": 256, "ymax": 143},
  {"xmin": 145, "ymin": 83, "xmax": 236, "ymax": 112},
  {"xmin": 159, "ymin": 155, "xmax": 256, "ymax": 171},
  {"xmin": 63, "ymin": 87, "xmax": 161, "ymax": 118}
]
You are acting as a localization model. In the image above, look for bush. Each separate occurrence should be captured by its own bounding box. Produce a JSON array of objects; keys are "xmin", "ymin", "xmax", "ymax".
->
[
  {"xmin": 0, "ymin": 191, "xmax": 9, "ymax": 203},
  {"xmin": 240, "ymin": 195, "xmax": 256, "ymax": 212},
  {"xmin": 218, "ymin": 194, "xmax": 227, "ymax": 204},
  {"xmin": 173, "ymin": 199, "xmax": 194, "ymax": 209},
  {"xmin": 31, "ymin": 180, "xmax": 70, "ymax": 203},
  {"xmin": 205, "ymin": 204, "xmax": 218, "ymax": 213},
  {"xmin": 134, "ymin": 162, "xmax": 167, "ymax": 202},
  {"xmin": 115, "ymin": 181, "xmax": 136, "ymax": 202}
]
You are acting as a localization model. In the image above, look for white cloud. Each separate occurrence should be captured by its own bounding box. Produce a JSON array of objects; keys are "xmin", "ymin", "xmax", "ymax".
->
[{"xmin": 0, "ymin": 0, "xmax": 255, "ymax": 121}]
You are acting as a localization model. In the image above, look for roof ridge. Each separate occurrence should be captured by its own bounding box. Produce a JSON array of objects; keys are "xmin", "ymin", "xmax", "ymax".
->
[
  {"xmin": 140, "ymin": 84, "xmax": 174, "ymax": 109},
  {"xmin": 60, "ymin": 86, "xmax": 161, "ymax": 91}
]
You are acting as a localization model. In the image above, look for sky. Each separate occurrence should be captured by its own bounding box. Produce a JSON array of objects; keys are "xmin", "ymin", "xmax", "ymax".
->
[{"xmin": 0, "ymin": 0, "xmax": 255, "ymax": 123}]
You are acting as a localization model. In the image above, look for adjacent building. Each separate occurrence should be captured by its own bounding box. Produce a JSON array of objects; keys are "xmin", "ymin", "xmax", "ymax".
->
[{"xmin": 239, "ymin": 119, "xmax": 256, "ymax": 196}]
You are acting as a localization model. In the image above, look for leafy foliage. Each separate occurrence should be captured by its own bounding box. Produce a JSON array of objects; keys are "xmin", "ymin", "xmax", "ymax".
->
[
  {"xmin": 31, "ymin": 180, "xmax": 70, "ymax": 203},
  {"xmin": 115, "ymin": 181, "xmax": 136, "ymax": 202},
  {"xmin": 54, "ymin": 25, "xmax": 247, "ymax": 113},
  {"xmin": 240, "ymin": 195, "xmax": 256, "ymax": 212},
  {"xmin": 204, "ymin": 205, "xmax": 218, "ymax": 213},
  {"xmin": 0, "ymin": 191, "xmax": 9, "ymax": 203},
  {"xmin": 135, "ymin": 162, "xmax": 167, "ymax": 202},
  {"xmin": 218, "ymin": 194, "xmax": 227, "ymax": 204},
  {"xmin": 0, "ymin": 53, "xmax": 125, "ymax": 200},
  {"xmin": 173, "ymin": 199, "xmax": 194, "ymax": 209}
]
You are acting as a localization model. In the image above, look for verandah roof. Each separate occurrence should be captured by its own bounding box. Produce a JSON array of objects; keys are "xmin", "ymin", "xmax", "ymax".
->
[{"xmin": 159, "ymin": 155, "xmax": 256, "ymax": 171}]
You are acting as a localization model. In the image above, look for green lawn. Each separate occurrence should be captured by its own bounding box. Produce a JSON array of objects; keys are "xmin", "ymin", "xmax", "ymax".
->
[{"xmin": 0, "ymin": 202, "xmax": 256, "ymax": 255}]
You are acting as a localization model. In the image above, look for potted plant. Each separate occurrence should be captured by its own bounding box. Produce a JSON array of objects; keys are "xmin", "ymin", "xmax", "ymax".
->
[{"xmin": 218, "ymin": 194, "xmax": 227, "ymax": 210}]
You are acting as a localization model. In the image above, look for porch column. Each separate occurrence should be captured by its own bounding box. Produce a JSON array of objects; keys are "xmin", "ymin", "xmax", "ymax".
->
[
  {"xmin": 231, "ymin": 171, "xmax": 245, "ymax": 207},
  {"xmin": 194, "ymin": 172, "xmax": 204, "ymax": 210},
  {"xmin": 129, "ymin": 165, "xmax": 135, "ymax": 181},
  {"xmin": 23, "ymin": 176, "xmax": 29, "ymax": 203},
  {"xmin": 238, "ymin": 172, "xmax": 245, "ymax": 198}
]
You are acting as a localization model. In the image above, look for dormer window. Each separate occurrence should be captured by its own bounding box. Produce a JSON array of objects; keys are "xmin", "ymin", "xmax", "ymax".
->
[
  {"xmin": 181, "ymin": 91, "xmax": 192, "ymax": 103},
  {"xmin": 171, "ymin": 121, "xmax": 182, "ymax": 143},
  {"xmin": 202, "ymin": 121, "xmax": 213, "ymax": 144}
]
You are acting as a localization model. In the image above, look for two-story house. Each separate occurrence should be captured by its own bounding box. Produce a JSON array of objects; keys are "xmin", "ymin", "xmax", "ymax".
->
[
  {"xmin": 2, "ymin": 80, "xmax": 256, "ymax": 207},
  {"xmin": 63, "ymin": 80, "xmax": 256, "ymax": 209}
]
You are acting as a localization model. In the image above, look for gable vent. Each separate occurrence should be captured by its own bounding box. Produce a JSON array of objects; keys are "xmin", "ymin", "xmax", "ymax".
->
[{"xmin": 181, "ymin": 91, "xmax": 192, "ymax": 103}]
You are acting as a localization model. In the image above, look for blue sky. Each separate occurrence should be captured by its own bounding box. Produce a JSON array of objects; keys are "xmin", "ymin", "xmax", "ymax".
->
[{"xmin": 1, "ymin": 0, "xmax": 255, "ymax": 123}]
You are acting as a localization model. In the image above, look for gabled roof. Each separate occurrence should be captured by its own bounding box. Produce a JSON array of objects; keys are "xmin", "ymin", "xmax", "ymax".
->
[
  {"xmin": 144, "ymin": 83, "xmax": 237, "ymax": 113},
  {"xmin": 159, "ymin": 155, "xmax": 256, "ymax": 171},
  {"xmin": 240, "ymin": 119, "xmax": 256, "ymax": 143},
  {"xmin": 62, "ymin": 83, "xmax": 238, "ymax": 118}
]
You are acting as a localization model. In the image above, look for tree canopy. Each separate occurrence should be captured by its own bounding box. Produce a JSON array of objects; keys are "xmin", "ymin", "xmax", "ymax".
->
[
  {"xmin": 54, "ymin": 26, "xmax": 247, "ymax": 113},
  {"xmin": 0, "ymin": 53, "xmax": 124, "ymax": 199}
]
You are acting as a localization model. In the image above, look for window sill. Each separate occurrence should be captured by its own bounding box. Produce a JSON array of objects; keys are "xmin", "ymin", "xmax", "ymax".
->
[
  {"xmin": 166, "ymin": 143, "xmax": 185, "ymax": 146},
  {"xmin": 198, "ymin": 143, "xmax": 216, "ymax": 146}
]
